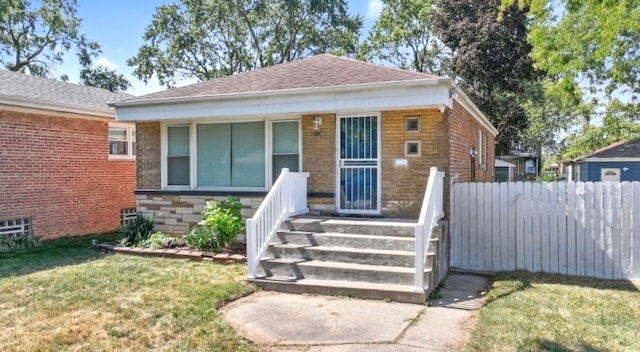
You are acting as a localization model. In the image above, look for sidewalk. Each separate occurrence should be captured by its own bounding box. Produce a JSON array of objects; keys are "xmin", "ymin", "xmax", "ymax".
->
[{"xmin": 222, "ymin": 274, "xmax": 488, "ymax": 351}]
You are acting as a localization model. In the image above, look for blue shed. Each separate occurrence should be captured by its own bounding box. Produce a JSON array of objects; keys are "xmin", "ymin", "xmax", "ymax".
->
[{"xmin": 565, "ymin": 138, "xmax": 640, "ymax": 182}]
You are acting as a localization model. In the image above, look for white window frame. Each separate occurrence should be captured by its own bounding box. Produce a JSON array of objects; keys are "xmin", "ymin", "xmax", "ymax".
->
[
  {"xmin": 269, "ymin": 119, "xmax": 303, "ymax": 186},
  {"xmin": 161, "ymin": 117, "xmax": 301, "ymax": 191},
  {"xmin": 405, "ymin": 116, "xmax": 420, "ymax": 132},
  {"xmin": 478, "ymin": 130, "xmax": 484, "ymax": 167},
  {"xmin": 405, "ymin": 140, "xmax": 421, "ymax": 157},
  {"xmin": 108, "ymin": 122, "xmax": 136, "ymax": 159}
]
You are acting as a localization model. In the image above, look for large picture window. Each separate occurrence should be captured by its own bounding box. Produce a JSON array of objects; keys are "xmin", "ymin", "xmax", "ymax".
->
[
  {"xmin": 197, "ymin": 121, "xmax": 265, "ymax": 188},
  {"xmin": 165, "ymin": 119, "xmax": 299, "ymax": 190}
]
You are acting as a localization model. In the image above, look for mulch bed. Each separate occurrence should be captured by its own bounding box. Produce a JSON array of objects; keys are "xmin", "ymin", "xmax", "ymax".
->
[{"xmin": 96, "ymin": 242, "xmax": 247, "ymax": 264}]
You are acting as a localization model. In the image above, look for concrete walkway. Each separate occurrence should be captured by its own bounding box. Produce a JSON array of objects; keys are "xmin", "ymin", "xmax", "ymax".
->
[{"xmin": 222, "ymin": 274, "xmax": 488, "ymax": 351}]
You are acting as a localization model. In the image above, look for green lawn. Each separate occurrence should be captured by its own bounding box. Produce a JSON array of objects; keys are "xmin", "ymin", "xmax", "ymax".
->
[
  {"xmin": 0, "ymin": 234, "xmax": 258, "ymax": 352},
  {"xmin": 467, "ymin": 272, "xmax": 640, "ymax": 352}
]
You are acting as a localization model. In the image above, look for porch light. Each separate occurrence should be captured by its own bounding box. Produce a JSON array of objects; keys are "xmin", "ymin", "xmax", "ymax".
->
[
  {"xmin": 313, "ymin": 116, "xmax": 322, "ymax": 130},
  {"xmin": 470, "ymin": 148, "xmax": 478, "ymax": 157}
]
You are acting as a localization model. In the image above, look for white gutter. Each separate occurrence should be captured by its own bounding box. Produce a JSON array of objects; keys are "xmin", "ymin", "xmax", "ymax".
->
[
  {"xmin": 0, "ymin": 94, "xmax": 115, "ymax": 118},
  {"xmin": 110, "ymin": 78, "xmax": 453, "ymax": 108}
]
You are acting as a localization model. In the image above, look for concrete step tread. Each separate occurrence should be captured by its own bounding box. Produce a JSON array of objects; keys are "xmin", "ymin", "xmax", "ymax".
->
[
  {"xmin": 277, "ymin": 230, "xmax": 418, "ymax": 242},
  {"xmin": 261, "ymin": 257, "xmax": 307, "ymax": 265},
  {"xmin": 287, "ymin": 216, "xmax": 417, "ymax": 227},
  {"xmin": 270, "ymin": 244, "xmax": 416, "ymax": 256},
  {"xmin": 251, "ymin": 277, "xmax": 421, "ymax": 293},
  {"xmin": 298, "ymin": 260, "xmax": 420, "ymax": 273}
]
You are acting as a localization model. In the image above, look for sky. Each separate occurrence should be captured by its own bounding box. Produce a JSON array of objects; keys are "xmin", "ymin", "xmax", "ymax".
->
[{"xmin": 55, "ymin": 0, "xmax": 384, "ymax": 96}]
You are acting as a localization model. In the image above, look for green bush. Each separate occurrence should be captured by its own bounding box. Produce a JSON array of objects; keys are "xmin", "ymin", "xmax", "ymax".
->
[
  {"xmin": 118, "ymin": 213, "xmax": 154, "ymax": 246},
  {"xmin": 0, "ymin": 234, "xmax": 41, "ymax": 253},
  {"xmin": 184, "ymin": 225, "xmax": 217, "ymax": 251},
  {"xmin": 184, "ymin": 196, "xmax": 243, "ymax": 252},
  {"xmin": 139, "ymin": 231, "xmax": 173, "ymax": 249}
]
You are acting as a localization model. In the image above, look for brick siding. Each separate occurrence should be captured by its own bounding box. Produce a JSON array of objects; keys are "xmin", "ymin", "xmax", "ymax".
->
[
  {"xmin": 0, "ymin": 108, "xmax": 136, "ymax": 239},
  {"xmin": 136, "ymin": 122, "xmax": 161, "ymax": 189},
  {"xmin": 449, "ymin": 100, "xmax": 495, "ymax": 184},
  {"xmin": 380, "ymin": 109, "xmax": 449, "ymax": 217}
]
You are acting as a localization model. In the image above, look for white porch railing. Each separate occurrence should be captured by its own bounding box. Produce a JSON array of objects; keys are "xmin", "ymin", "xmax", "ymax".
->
[
  {"xmin": 414, "ymin": 167, "xmax": 445, "ymax": 291},
  {"xmin": 246, "ymin": 168, "xmax": 309, "ymax": 279}
]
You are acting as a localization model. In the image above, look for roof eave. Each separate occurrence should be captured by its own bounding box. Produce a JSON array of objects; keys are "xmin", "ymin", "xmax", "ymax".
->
[
  {"xmin": 111, "ymin": 78, "xmax": 453, "ymax": 108},
  {"xmin": 451, "ymin": 87, "xmax": 499, "ymax": 136},
  {"xmin": 0, "ymin": 94, "xmax": 115, "ymax": 118}
]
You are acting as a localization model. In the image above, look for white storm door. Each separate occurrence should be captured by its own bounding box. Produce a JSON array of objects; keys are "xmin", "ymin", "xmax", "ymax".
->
[{"xmin": 336, "ymin": 114, "xmax": 381, "ymax": 214}]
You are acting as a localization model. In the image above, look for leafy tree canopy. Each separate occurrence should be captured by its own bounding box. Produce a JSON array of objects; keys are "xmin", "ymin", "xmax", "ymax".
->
[
  {"xmin": 128, "ymin": 0, "xmax": 363, "ymax": 87},
  {"xmin": 559, "ymin": 100, "xmax": 640, "ymax": 159},
  {"xmin": 0, "ymin": 0, "xmax": 131, "ymax": 91},
  {"xmin": 501, "ymin": 0, "xmax": 640, "ymax": 99},
  {"xmin": 434, "ymin": 0, "xmax": 539, "ymax": 154},
  {"xmin": 359, "ymin": 0, "xmax": 450, "ymax": 75},
  {"xmin": 0, "ymin": 0, "xmax": 95, "ymax": 76}
]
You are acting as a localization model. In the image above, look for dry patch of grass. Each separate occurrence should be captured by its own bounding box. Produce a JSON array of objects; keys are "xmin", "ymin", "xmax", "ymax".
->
[
  {"xmin": 467, "ymin": 272, "xmax": 640, "ymax": 352},
  {"xmin": 0, "ymin": 235, "xmax": 258, "ymax": 352}
]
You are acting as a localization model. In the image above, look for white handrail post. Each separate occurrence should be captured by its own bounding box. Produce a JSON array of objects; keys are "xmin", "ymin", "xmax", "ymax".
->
[
  {"xmin": 280, "ymin": 168, "xmax": 290, "ymax": 216},
  {"xmin": 414, "ymin": 224, "xmax": 425, "ymax": 290},
  {"xmin": 246, "ymin": 218, "xmax": 257, "ymax": 279}
]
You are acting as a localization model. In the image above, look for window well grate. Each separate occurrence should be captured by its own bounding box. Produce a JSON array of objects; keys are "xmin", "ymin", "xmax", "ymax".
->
[
  {"xmin": 0, "ymin": 218, "xmax": 32, "ymax": 237},
  {"xmin": 121, "ymin": 208, "xmax": 137, "ymax": 226}
]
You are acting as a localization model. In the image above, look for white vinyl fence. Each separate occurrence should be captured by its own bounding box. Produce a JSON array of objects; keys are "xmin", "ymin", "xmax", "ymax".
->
[{"xmin": 451, "ymin": 181, "xmax": 640, "ymax": 280}]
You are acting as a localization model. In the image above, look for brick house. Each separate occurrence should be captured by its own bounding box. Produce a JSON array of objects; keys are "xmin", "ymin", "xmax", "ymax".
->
[
  {"xmin": 113, "ymin": 55, "xmax": 496, "ymax": 234},
  {"xmin": 0, "ymin": 70, "xmax": 136, "ymax": 239}
]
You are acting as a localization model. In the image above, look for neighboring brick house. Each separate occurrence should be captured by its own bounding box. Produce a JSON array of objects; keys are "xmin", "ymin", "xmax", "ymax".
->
[
  {"xmin": 113, "ymin": 55, "xmax": 496, "ymax": 234},
  {"xmin": 0, "ymin": 70, "xmax": 136, "ymax": 239}
]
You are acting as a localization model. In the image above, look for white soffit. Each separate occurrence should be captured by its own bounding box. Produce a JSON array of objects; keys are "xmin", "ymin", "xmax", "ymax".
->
[{"xmin": 115, "ymin": 82, "xmax": 451, "ymax": 122}]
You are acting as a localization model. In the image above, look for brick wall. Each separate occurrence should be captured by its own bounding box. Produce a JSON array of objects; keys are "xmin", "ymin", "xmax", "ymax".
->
[
  {"xmin": 0, "ymin": 108, "xmax": 136, "ymax": 239},
  {"xmin": 301, "ymin": 109, "xmax": 449, "ymax": 218},
  {"xmin": 448, "ymin": 100, "xmax": 495, "ymax": 184},
  {"xmin": 380, "ymin": 109, "xmax": 449, "ymax": 217},
  {"xmin": 302, "ymin": 113, "xmax": 337, "ymax": 213},
  {"xmin": 136, "ymin": 122, "xmax": 161, "ymax": 189}
]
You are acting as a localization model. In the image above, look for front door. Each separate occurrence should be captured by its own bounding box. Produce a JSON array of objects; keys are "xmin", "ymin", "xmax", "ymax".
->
[{"xmin": 336, "ymin": 114, "xmax": 381, "ymax": 214}]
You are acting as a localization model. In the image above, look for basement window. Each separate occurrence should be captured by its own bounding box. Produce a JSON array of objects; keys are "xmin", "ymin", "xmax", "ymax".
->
[
  {"xmin": 405, "ymin": 141, "xmax": 421, "ymax": 156},
  {"xmin": 120, "ymin": 208, "xmax": 137, "ymax": 226},
  {"xmin": 0, "ymin": 218, "xmax": 32, "ymax": 236}
]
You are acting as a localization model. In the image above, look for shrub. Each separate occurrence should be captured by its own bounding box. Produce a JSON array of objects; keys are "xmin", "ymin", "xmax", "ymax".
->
[
  {"xmin": 139, "ymin": 231, "xmax": 174, "ymax": 249},
  {"xmin": 184, "ymin": 226, "xmax": 217, "ymax": 251},
  {"xmin": 118, "ymin": 213, "xmax": 154, "ymax": 246},
  {"xmin": 0, "ymin": 234, "xmax": 41, "ymax": 253},
  {"xmin": 184, "ymin": 196, "xmax": 244, "ymax": 252}
]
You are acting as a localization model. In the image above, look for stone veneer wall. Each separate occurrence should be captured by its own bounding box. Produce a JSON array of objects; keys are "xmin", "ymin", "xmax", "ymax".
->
[{"xmin": 136, "ymin": 193, "xmax": 265, "ymax": 238}]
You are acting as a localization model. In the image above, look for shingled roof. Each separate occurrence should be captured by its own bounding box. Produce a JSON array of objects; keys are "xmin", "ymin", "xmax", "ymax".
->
[
  {"xmin": 0, "ymin": 70, "xmax": 132, "ymax": 114},
  {"xmin": 121, "ymin": 54, "xmax": 439, "ymax": 103},
  {"xmin": 575, "ymin": 138, "xmax": 640, "ymax": 161}
]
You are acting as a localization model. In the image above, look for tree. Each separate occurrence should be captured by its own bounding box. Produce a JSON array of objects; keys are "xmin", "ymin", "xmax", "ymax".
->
[
  {"xmin": 0, "ymin": 0, "xmax": 98, "ymax": 77},
  {"xmin": 501, "ymin": 0, "xmax": 640, "ymax": 99},
  {"xmin": 128, "ymin": 0, "xmax": 363, "ymax": 87},
  {"xmin": 560, "ymin": 100, "xmax": 640, "ymax": 159},
  {"xmin": 359, "ymin": 0, "xmax": 450, "ymax": 75},
  {"xmin": 433, "ymin": 0, "xmax": 540, "ymax": 154},
  {"xmin": 78, "ymin": 47, "xmax": 131, "ymax": 92}
]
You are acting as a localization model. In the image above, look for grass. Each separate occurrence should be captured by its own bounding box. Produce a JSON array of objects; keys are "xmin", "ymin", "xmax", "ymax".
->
[
  {"xmin": 0, "ymin": 234, "xmax": 258, "ymax": 352},
  {"xmin": 467, "ymin": 272, "xmax": 640, "ymax": 352}
]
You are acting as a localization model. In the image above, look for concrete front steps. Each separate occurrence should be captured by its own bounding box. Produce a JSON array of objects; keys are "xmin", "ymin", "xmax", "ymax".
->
[{"xmin": 248, "ymin": 216, "xmax": 440, "ymax": 304}]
